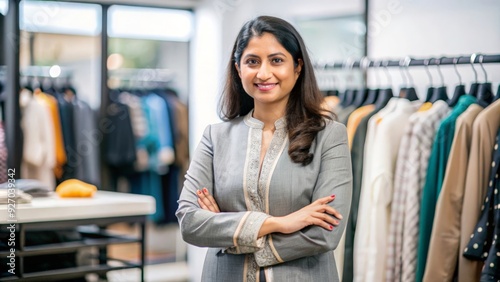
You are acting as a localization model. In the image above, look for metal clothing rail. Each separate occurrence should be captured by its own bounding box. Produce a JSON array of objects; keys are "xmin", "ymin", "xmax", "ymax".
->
[
  {"xmin": 315, "ymin": 53, "xmax": 500, "ymax": 70},
  {"xmin": 21, "ymin": 65, "xmax": 73, "ymax": 78},
  {"xmin": 108, "ymin": 68, "xmax": 175, "ymax": 83}
]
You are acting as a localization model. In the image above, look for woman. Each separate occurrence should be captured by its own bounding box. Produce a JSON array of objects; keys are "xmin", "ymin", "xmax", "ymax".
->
[{"xmin": 176, "ymin": 16, "xmax": 352, "ymax": 282}]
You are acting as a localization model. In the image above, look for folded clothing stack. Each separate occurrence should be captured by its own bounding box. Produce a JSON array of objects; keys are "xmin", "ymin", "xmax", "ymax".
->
[
  {"xmin": 0, "ymin": 189, "xmax": 33, "ymax": 204},
  {"xmin": 0, "ymin": 179, "xmax": 52, "ymax": 198}
]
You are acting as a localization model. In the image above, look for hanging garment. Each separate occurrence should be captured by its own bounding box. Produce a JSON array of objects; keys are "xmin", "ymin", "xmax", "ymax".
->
[
  {"xmin": 0, "ymin": 122, "xmax": 7, "ymax": 184},
  {"xmin": 354, "ymin": 98, "xmax": 421, "ymax": 282},
  {"xmin": 119, "ymin": 92, "xmax": 148, "ymax": 140},
  {"xmin": 57, "ymin": 94, "xmax": 77, "ymax": 181},
  {"xmin": 158, "ymin": 90, "xmax": 182, "ymax": 224},
  {"xmin": 322, "ymin": 95, "xmax": 340, "ymax": 114},
  {"xmin": 423, "ymin": 103, "xmax": 483, "ymax": 282},
  {"xmin": 346, "ymin": 105, "xmax": 375, "ymax": 149},
  {"xmin": 128, "ymin": 93, "xmax": 175, "ymax": 223},
  {"xmin": 20, "ymin": 89, "xmax": 56, "ymax": 189},
  {"xmin": 144, "ymin": 92, "xmax": 175, "ymax": 175},
  {"xmin": 343, "ymin": 98, "xmax": 398, "ymax": 282},
  {"xmin": 387, "ymin": 101, "xmax": 446, "ymax": 282},
  {"xmin": 463, "ymin": 128, "xmax": 500, "ymax": 281},
  {"xmin": 72, "ymin": 98, "xmax": 100, "ymax": 186},
  {"xmin": 163, "ymin": 92, "xmax": 189, "ymax": 189},
  {"xmin": 104, "ymin": 101, "xmax": 136, "ymax": 170},
  {"xmin": 337, "ymin": 104, "xmax": 357, "ymax": 125},
  {"xmin": 416, "ymin": 95, "xmax": 476, "ymax": 281},
  {"xmin": 459, "ymin": 99, "xmax": 500, "ymax": 282},
  {"xmin": 34, "ymin": 91, "xmax": 66, "ymax": 179}
]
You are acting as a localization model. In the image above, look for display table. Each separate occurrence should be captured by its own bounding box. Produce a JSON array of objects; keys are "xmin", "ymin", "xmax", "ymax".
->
[{"xmin": 0, "ymin": 191, "xmax": 156, "ymax": 281}]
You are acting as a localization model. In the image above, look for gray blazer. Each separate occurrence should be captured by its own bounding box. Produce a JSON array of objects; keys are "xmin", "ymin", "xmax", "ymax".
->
[{"xmin": 176, "ymin": 112, "xmax": 352, "ymax": 282}]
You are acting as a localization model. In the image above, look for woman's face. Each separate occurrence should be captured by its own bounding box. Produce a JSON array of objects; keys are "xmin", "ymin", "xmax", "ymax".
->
[{"xmin": 236, "ymin": 32, "xmax": 302, "ymax": 110}]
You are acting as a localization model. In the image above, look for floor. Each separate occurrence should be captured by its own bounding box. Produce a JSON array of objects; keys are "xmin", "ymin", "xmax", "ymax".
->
[{"xmin": 105, "ymin": 261, "xmax": 189, "ymax": 282}]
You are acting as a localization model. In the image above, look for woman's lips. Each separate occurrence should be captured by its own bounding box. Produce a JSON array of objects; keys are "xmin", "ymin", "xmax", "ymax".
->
[{"xmin": 255, "ymin": 83, "xmax": 278, "ymax": 91}]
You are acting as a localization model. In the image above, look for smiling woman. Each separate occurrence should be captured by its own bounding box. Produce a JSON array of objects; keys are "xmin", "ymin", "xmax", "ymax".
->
[
  {"xmin": 176, "ymin": 16, "xmax": 352, "ymax": 282},
  {"xmin": 235, "ymin": 32, "xmax": 302, "ymax": 117}
]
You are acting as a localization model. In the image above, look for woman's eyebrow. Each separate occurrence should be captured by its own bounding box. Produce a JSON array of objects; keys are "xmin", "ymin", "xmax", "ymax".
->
[
  {"xmin": 268, "ymin": 52, "xmax": 286, "ymax": 57},
  {"xmin": 242, "ymin": 53, "xmax": 260, "ymax": 59}
]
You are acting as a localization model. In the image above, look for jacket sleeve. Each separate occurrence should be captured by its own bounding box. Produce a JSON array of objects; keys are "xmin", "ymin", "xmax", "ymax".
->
[
  {"xmin": 254, "ymin": 122, "xmax": 353, "ymax": 267},
  {"xmin": 176, "ymin": 125, "xmax": 270, "ymax": 252}
]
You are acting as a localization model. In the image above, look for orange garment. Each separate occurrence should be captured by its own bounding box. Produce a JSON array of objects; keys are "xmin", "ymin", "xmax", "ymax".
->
[
  {"xmin": 322, "ymin": 96, "xmax": 340, "ymax": 113},
  {"xmin": 346, "ymin": 104, "xmax": 375, "ymax": 149},
  {"xmin": 418, "ymin": 102, "xmax": 433, "ymax": 112},
  {"xmin": 35, "ymin": 91, "xmax": 66, "ymax": 178},
  {"xmin": 56, "ymin": 179, "xmax": 97, "ymax": 197}
]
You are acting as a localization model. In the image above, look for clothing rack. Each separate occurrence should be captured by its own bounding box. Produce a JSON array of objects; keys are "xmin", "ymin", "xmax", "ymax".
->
[
  {"xmin": 21, "ymin": 65, "xmax": 73, "ymax": 78},
  {"xmin": 108, "ymin": 68, "xmax": 175, "ymax": 89},
  {"xmin": 315, "ymin": 53, "xmax": 500, "ymax": 70}
]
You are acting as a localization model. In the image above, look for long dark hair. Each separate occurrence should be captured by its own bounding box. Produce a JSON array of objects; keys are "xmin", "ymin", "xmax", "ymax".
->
[{"xmin": 219, "ymin": 15, "xmax": 332, "ymax": 165}]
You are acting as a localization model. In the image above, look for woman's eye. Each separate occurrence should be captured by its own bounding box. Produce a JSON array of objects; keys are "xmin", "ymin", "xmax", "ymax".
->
[
  {"xmin": 246, "ymin": 59, "xmax": 258, "ymax": 65},
  {"xmin": 272, "ymin": 58, "xmax": 284, "ymax": 63}
]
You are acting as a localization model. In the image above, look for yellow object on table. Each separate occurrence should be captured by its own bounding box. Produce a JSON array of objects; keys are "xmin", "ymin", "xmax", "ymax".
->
[{"xmin": 56, "ymin": 179, "xmax": 97, "ymax": 198}]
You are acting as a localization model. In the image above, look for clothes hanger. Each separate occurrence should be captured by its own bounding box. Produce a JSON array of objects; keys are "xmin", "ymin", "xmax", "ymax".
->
[
  {"xmin": 341, "ymin": 58, "xmax": 356, "ymax": 107},
  {"xmin": 363, "ymin": 59, "xmax": 379, "ymax": 105},
  {"xmin": 468, "ymin": 53, "xmax": 480, "ymax": 96},
  {"xmin": 374, "ymin": 60, "xmax": 394, "ymax": 111},
  {"xmin": 335, "ymin": 65, "xmax": 348, "ymax": 106},
  {"xmin": 447, "ymin": 57, "xmax": 466, "ymax": 107},
  {"xmin": 429, "ymin": 58, "xmax": 449, "ymax": 103},
  {"xmin": 401, "ymin": 57, "xmax": 419, "ymax": 101},
  {"xmin": 475, "ymin": 54, "xmax": 494, "ymax": 107},
  {"xmin": 397, "ymin": 58, "xmax": 408, "ymax": 99},
  {"xmin": 352, "ymin": 57, "xmax": 369, "ymax": 108},
  {"xmin": 423, "ymin": 59, "xmax": 436, "ymax": 103},
  {"xmin": 327, "ymin": 67, "xmax": 339, "ymax": 97}
]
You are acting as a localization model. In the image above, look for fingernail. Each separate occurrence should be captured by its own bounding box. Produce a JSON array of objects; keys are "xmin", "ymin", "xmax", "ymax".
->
[
  {"xmin": 329, "ymin": 225, "xmax": 333, "ymax": 230},
  {"xmin": 331, "ymin": 194, "xmax": 336, "ymax": 198},
  {"xmin": 338, "ymin": 215, "xmax": 343, "ymax": 220},
  {"xmin": 197, "ymin": 190, "xmax": 202, "ymax": 195},
  {"xmin": 203, "ymin": 188, "xmax": 208, "ymax": 193}
]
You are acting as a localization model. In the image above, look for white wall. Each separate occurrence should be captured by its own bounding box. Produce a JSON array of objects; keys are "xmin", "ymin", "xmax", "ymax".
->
[{"xmin": 367, "ymin": 0, "xmax": 500, "ymax": 97}]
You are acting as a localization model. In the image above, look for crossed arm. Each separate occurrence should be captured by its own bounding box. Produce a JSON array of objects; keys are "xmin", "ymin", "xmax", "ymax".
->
[{"xmin": 196, "ymin": 187, "xmax": 343, "ymax": 237}]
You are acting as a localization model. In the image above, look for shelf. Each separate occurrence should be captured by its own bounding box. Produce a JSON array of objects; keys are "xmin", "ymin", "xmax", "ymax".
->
[
  {"xmin": 0, "ymin": 230, "xmax": 140, "ymax": 257},
  {"xmin": 0, "ymin": 262, "xmax": 140, "ymax": 281}
]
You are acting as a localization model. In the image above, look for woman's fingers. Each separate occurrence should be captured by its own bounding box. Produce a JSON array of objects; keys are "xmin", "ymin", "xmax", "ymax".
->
[
  {"xmin": 196, "ymin": 188, "xmax": 220, "ymax": 213},
  {"xmin": 324, "ymin": 206, "xmax": 343, "ymax": 220},
  {"xmin": 314, "ymin": 194, "xmax": 336, "ymax": 205},
  {"xmin": 197, "ymin": 198, "xmax": 208, "ymax": 210},
  {"xmin": 197, "ymin": 189, "xmax": 215, "ymax": 212},
  {"xmin": 311, "ymin": 212, "xmax": 339, "ymax": 231},
  {"xmin": 202, "ymin": 188, "xmax": 220, "ymax": 212},
  {"xmin": 313, "ymin": 195, "xmax": 343, "ymax": 220}
]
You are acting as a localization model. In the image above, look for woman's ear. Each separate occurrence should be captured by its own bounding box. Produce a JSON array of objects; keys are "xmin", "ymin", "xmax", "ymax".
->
[
  {"xmin": 295, "ymin": 59, "xmax": 303, "ymax": 78},
  {"xmin": 235, "ymin": 63, "xmax": 241, "ymax": 78}
]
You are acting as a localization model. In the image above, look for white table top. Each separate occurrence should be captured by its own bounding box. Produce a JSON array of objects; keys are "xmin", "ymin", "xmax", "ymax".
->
[{"xmin": 0, "ymin": 191, "xmax": 156, "ymax": 223}]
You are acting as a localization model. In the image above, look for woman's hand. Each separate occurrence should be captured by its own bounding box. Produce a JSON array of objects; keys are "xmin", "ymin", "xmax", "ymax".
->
[
  {"xmin": 196, "ymin": 188, "xmax": 220, "ymax": 213},
  {"xmin": 259, "ymin": 195, "xmax": 342, "ymax": 237},
  {"xmin": 279, "ymin": 194, "xmax": 342, "ymax": 233}
]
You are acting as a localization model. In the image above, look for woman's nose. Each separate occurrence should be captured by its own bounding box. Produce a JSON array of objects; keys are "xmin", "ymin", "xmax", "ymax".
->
[{"xmin": 256, "ymin": 63, "xmax": 272, "ymax": 80}]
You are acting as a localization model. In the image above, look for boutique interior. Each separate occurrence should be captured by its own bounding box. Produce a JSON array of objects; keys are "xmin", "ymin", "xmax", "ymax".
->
[{"xmin": 0, "ymin": 0, "xmax": 499, "ymax": 281}]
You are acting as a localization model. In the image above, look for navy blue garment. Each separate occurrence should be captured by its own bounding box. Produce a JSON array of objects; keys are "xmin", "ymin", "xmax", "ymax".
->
[
  {"xmin": 463, "ymin": 127, "xmax": 500, "ymax": 281},
  {"xmin": 57, "ymin": 95, "xmax": 77, "ymax": 182}
]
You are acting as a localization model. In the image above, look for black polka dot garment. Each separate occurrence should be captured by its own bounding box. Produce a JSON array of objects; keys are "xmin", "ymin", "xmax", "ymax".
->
[{"xmin": 463, "ymin": 127, "xmax": 500, "ymax": 281}]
